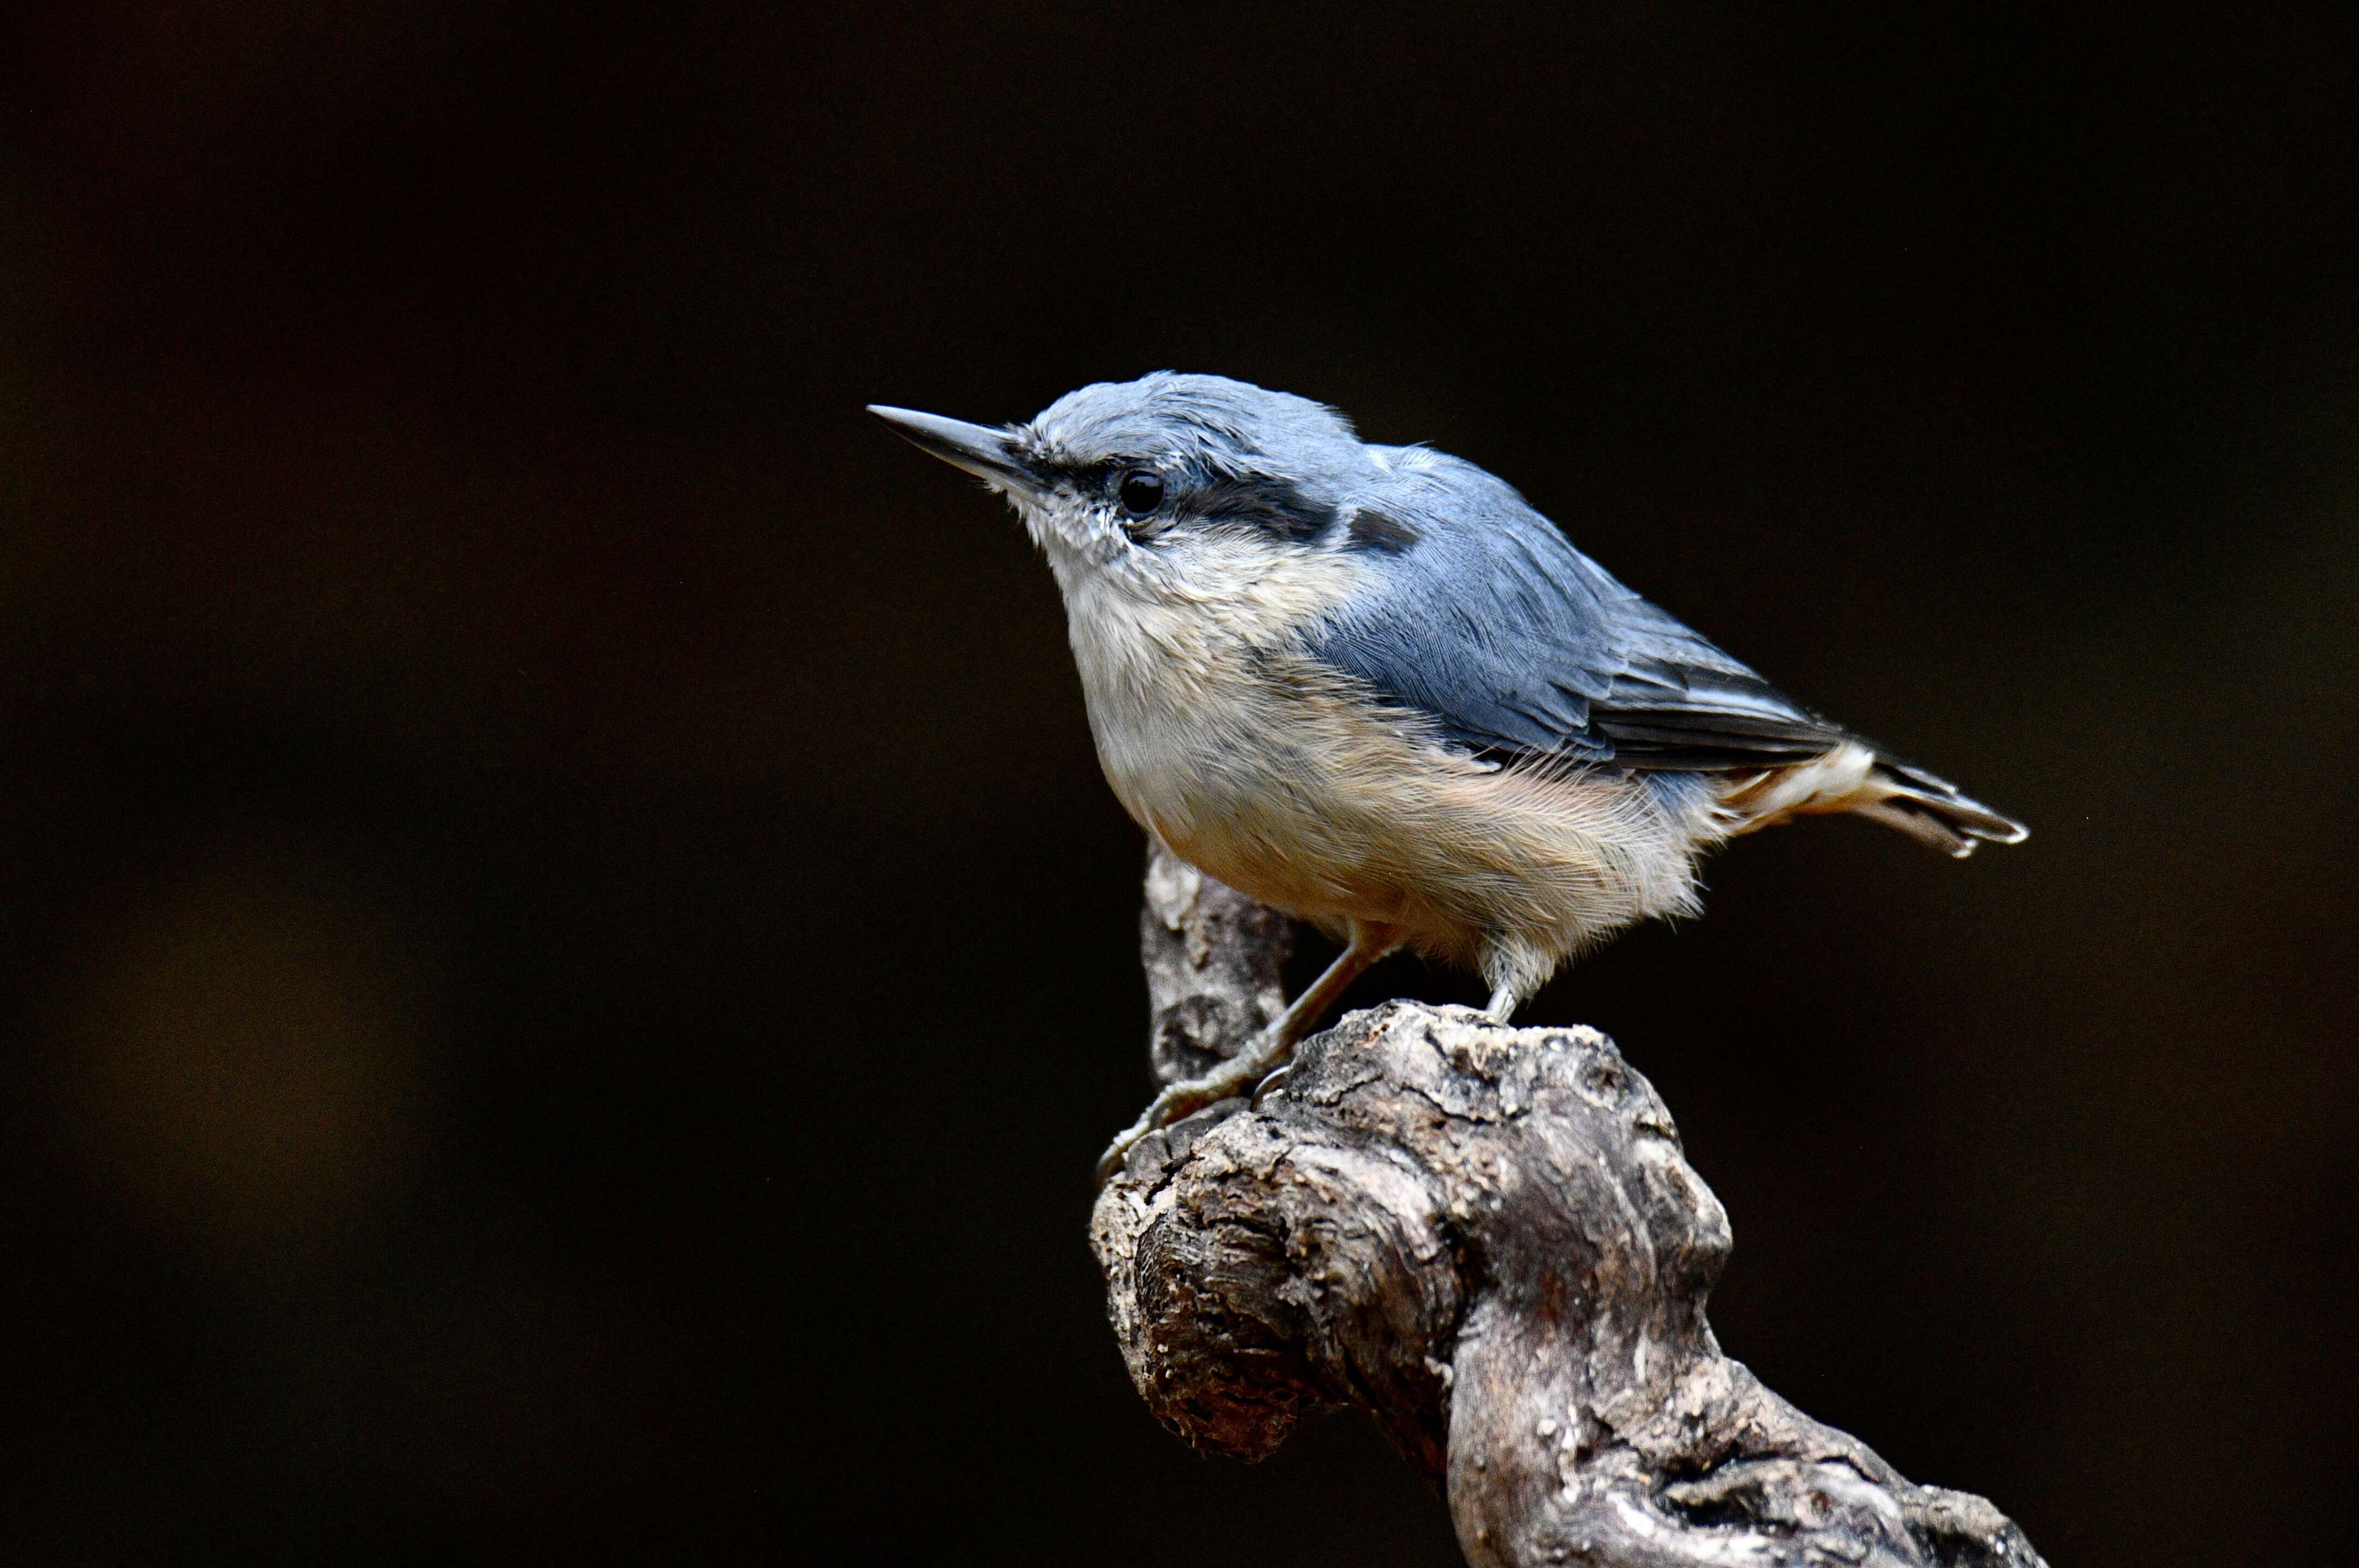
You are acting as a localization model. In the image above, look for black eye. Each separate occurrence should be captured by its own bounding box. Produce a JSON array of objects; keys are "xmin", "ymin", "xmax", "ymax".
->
[{"xmin": 1117, "ymin": 470, "xmax": 1165, "ymax": 516}]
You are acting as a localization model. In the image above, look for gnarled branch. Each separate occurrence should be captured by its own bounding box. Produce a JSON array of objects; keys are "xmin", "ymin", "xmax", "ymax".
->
[{"xmin": 1093, "ymin": 846, "xmax": 2046, "ymax": 1568}]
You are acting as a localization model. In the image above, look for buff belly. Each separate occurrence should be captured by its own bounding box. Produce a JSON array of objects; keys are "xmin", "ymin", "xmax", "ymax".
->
[{"xmin": 1094, "ymin": 687, "xmax": 1714, "ymax": 978}]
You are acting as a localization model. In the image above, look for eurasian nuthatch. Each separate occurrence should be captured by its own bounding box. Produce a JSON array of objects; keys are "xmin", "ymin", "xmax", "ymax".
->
[{"xmin": 871, "ymin": 374, "xmax": 2025, "ymax": 1176}]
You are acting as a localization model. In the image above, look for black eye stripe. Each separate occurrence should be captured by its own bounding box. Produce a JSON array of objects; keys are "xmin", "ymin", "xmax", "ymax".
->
[
  {"xmin": 1192, "ymin": 473, "xmax": 1331, "ymax": 543},
  {"xmin": 1073, "ymin": 462, "xmax": 1337, "ymax": 544}
]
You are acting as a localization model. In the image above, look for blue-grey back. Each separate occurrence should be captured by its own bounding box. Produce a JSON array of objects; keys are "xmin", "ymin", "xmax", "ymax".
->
[{"xmin": 1305, "ymin": 444, "xmax": 1847, "ymax": 771}]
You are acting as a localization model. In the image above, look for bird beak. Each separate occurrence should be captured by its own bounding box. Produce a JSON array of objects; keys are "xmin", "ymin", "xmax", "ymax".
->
[{"xmin": 868, "ymin": 405, "xmax": 1040, "ymax": 497}]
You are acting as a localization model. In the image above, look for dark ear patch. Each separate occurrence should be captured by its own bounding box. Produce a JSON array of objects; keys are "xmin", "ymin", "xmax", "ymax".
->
[{"xmin": 1345, "ymin": 507, "xmax": 1420, "ymax": 553}]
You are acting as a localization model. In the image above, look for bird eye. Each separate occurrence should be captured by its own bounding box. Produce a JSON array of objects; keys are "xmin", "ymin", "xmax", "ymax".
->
[{"xmin": 1117, "ymin": 470, "xmax": 1165, "ymax": 517}]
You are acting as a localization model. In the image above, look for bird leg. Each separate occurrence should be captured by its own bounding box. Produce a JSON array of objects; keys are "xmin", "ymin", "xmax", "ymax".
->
[{"xmin": 1095, "ymin": 924, "xmax": 1398, "ymax": 1185}]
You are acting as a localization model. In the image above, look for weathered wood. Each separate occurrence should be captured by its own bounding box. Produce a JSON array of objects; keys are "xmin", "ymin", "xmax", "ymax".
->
[
  {"xmin": 1137, "ymin": 844, "xmax": 1299, "ymax": 1086},
  {"xmin": 1094, "ymin": 849, "xmax": 2046, "ymax": 1568}
]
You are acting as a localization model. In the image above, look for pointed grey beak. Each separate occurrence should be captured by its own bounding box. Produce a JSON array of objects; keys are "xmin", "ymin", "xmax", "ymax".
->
[{"xmin": 868, "ymin": 405, "xmax": 1038, "ymax": 494}]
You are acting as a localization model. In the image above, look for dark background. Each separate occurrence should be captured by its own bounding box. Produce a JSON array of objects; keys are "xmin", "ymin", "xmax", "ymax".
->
[{"xmin": 3, "ymin": 4, "xmax": 2354, "ymax": 1563}]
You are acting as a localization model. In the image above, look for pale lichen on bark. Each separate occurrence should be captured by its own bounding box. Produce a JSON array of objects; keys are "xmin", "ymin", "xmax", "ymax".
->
[
  {"xmin": 1138, "ymin": 845, "xmax": 1298, "ymax": 1085},
  {"xmin": 1093, "ymin": 846, "xmax": 2046, "ymax": 1568}
]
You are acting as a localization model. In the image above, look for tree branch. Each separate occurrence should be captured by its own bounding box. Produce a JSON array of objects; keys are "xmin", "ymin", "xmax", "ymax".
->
[{"xmin": 1093, "ymin": 847, "xmax": 2047, "ymax": 1568}]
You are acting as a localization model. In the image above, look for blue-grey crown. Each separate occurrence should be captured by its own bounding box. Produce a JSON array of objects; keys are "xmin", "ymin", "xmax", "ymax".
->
[
  {"xmin": 1010, "ymin": 373, "xmax": 1400, "ymax": 548},
  {"xmin": 1021, "ymin": 373, "xmax": 1364, "ymax": 474}
]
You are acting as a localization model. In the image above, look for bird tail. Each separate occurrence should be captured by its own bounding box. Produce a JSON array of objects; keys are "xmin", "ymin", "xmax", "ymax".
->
[
  {"xmin": 1846, "ymin": 757, "xmax": 2028, "ymax": 858},
  {"xmin": 1719, "ymin": 741, "xmax": 2028, "ymax": 858}
]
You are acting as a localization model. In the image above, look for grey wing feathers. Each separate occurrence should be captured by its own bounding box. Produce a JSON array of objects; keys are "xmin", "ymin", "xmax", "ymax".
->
[
  {"xmin": 1304, "ymin": 452, "xmax": 2028, "ymax": 851},
  {"xmin": 1310, "ymin": 509, "xmax": 1621, "ymax": 759},
  {"xmin": 1586, "ymin": 597, "xmax": 1850, "ymax": 768},
  {"xmin": 1309, "ymin": 456, "xmax": 1845, "ymax": 770},
  {"xmin": 1588, "ymin": 600, "xmax": 2025, "ymax": 849}
]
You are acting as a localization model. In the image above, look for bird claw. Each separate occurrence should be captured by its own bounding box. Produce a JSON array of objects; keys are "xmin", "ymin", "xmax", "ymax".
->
[
  {"xmin": 1093, "ymin": 1106, "xmax": 1161, "ymax": 1187},
  {"xmin": 1095, "ymin": 1028, "xmax": 1291, "ymax": 1187}
]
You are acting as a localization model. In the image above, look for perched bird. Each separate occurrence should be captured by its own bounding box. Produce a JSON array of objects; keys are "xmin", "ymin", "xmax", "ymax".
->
[{"xmin": 871, "ymin": 374, "xmax": 2025, "ymax": 1176}]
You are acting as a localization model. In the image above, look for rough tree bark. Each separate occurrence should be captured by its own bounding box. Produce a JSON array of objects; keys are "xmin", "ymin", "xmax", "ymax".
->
[{"xmin": 1093, "ymin": 846, "xmax": 2048, "ymax": 1568}]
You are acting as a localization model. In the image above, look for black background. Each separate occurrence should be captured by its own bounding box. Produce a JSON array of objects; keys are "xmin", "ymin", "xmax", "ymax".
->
[{"xmin": 3, "ymin": 4, "xmax": 2355, "ymax": 1564}]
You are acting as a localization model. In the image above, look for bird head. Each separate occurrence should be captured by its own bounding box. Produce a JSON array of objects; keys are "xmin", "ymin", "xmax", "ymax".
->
[{"xmin": 871, "ymin": 373, "xmax": 1404, "ymax": 621}]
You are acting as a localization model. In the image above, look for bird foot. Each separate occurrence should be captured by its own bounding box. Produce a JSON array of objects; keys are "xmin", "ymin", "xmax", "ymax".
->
[{"xmin": 1094, "ymin": 1028, "xmax": 1291, "ymax": 1187}]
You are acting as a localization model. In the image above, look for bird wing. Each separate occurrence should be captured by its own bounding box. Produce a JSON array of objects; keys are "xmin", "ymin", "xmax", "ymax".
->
[
  {"xmin": 1305, "ymin": 460, "xmax": 1847, "ymax": 771},
  {"xmin": 1583, "ymin": 595, "xmax": 1852, "ymax": 769}
]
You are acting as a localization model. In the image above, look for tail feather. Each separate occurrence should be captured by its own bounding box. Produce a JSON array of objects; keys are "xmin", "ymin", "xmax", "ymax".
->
[
  {"xmin": 1854, "ymin": 760, "xmax": 2028, "ymax": 859},
  {"xmin": 1717, "ymin": 741, "xmax": 2028, "ymax": 858}
]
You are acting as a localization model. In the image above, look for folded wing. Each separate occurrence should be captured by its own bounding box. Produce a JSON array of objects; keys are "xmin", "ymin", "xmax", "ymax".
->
[
  {"xmin": 1307, "ymin": 457, "xmax": 1844, "ymax": 770},
  {"xmin": 1303, "ymin": 454, "xmax": 2026, "ymax": 853}
]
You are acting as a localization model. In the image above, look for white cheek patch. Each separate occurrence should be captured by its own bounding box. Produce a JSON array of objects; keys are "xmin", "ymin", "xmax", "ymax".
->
[
  {"xmin": 1053, "ymin": 522, "xmax": 1370, "ymax": 687},
  {"xmin": 1160, "ymin": 531, "xmax": 1368, "ymax": 627}
]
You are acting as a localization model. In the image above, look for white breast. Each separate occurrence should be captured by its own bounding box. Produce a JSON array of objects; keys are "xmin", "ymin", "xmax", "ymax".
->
[
  {"xmin": 1062, "ymin": 574, "xmax": 1265, "ymax": 845},
  {"xmin": 1052, "ymin": 533, "xmax": 1368, "ymax": 839}
]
